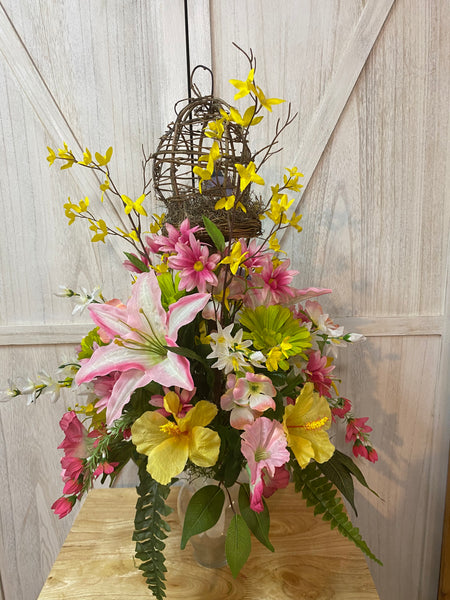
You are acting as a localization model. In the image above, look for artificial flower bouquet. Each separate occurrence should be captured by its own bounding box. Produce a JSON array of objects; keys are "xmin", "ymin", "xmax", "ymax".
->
[{"xmin": 5, "ymin": 49, "xmax": 380, "ymax": 599}]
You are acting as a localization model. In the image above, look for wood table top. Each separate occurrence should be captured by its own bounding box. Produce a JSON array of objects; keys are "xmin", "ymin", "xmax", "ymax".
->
[{"xmin": 38, "ymin": 485, "xmax": 380, "ymax": 600}]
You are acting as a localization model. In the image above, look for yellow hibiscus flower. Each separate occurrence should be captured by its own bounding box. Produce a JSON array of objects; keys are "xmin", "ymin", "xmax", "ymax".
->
[
  {"xmin": 283, "ymin": 383, "xmax": 335, "ymax": 468},
  {"xmin": 131, "ymin": 394, "xmax": 220, "ymax": 485}
]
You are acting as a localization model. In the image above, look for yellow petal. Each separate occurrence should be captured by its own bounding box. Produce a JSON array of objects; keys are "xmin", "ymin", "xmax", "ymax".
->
[
  {"xmin": 179, "ymin": 400, "xmax": 217, "ymax": 431},
  {"xmin": 299, "ymin": 430, "xmax": 335, "ymax": 464},
  {"xmin": 147, "ymin": 436, "xmax": 189, "ymax": 485},
  {"xmin": 164, "ymin": 391, "xmax": 182, "ymax": 416},
  {"xmin": 188, "ymin": 426, "xmax": 221, "ymax": 467},
  {"xmin": 287, "ymin": 435, "xmax": 315, "ymax": 469},
  {"xmin": 131, "ymin": 411, "xmax": 169, "ymax": 455}
]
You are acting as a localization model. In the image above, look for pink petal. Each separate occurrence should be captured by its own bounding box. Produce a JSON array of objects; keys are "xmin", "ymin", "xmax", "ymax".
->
[
  {"xmin": 88, "ymin": 303, "xmax": 130, "ymax": 339},
  {"xmin": 75, "ymin": 342, "xmax": 161, "ymax": 384},
  {"xmin": 287, "ymin": 287, "xmax": 332, "ymax": 303},
  {"xmin": 147, "ymin": 347, "xmax": 194, "ymax": 391},
  {"xmin": 167, "ymin": 292, "xmax": 210, "ymax": 340},
  {"xmin": 126, "ymin": 271, "xmax": 168, "ymax": 336},
  {"xmin": 105, "ymin": 369, "xmax": 153, "ymax": 424}
]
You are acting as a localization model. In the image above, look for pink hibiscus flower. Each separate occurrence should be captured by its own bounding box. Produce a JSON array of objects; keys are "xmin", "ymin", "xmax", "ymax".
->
[
  {"xmin": 240, "ymin": 417, "xmax": 290, "ymax": 512},
  {"xmin": 262, "ymin": 465, "xmax": 290, "ymax": 498},
  {"xmin": 57, "ymin": 411, "xmax": 89, "ymax": 458}
]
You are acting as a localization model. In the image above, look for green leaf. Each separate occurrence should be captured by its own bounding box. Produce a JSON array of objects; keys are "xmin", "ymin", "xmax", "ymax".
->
[
  {"xmin": 332, "ymin": 449, "xmax": 381, "ymax": 498},
  {"xmin": 133, "ymin": 460, "xmax": 173, "ymax": 600},
  {"xmin": 292, "ymin": 461, "xmax": 382, "ymax": 566},
  {"xmin": 180, "ymin": 485, "xmax": 225, "ymax": 549},
  {"xmin": 225, "ymin": 514, "xmax": 251, "ymax": 578},
  {"xmin": 317, "ymin": 454, "xmax": 357, "ymax": 515},
  {"xmin": 202, "ymin": 215, "xmax": 225, "ymax": 251},
  {"xmin": 124, "ymin": 251, "xmax": 150, "ymax": 272},
  {"xmin": 165, "ymin": 345, "xmax": 210, "ymax": 369},
  {"xmin": 238, "ymin": 484, "xmax": 274, "ymax": 552}
]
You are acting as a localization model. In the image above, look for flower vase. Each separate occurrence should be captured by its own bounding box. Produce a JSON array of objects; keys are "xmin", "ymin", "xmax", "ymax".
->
[{"xmin": 177, "ymin": 476, "xmax": 239, "ymax": 569}]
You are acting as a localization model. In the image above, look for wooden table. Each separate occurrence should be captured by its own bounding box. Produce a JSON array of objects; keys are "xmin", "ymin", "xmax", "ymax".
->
[{"xmin": 38, "ymin": 486, "xmax": 380, "ymax": 599}]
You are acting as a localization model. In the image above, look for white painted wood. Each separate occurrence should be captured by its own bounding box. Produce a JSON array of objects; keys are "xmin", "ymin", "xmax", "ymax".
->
[
  {"xmin": 0, "ymin": 315, "xmax": 445, "ymax": 347},
  {"xmin": 334, "ymin": 334, "xmax": 449, "ymax": 599},
  {"xmin": 0, "ymin": 2, "xmax": 189, "ymax": 599},
  {"xmin": 280, "ymin": 0, "xmax": 395, "ymax": 237},
  {"xmin": 186, "ymin": 0, "xmax": 212, "ymax": 86}
]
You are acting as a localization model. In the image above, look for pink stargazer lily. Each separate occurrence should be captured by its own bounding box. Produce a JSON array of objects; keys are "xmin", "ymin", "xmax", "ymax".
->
[{"xmin": 75, "ymin": 271, "xmax": 209, "ymax": 425}]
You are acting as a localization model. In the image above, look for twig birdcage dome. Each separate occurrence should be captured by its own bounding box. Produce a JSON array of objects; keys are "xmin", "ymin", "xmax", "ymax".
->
[{"xmin": 152, "ymin": 66, "xmax": 262, "ymax": 241}]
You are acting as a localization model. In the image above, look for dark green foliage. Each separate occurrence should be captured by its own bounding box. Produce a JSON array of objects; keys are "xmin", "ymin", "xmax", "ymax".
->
[
  {"xmin": 133, "ymin": 459, "xmax": 173, "ymax": 600},
  {"xmin": 316, "ymin": 449, "xmax": 381, "ymax": 515},
  {"xmin": 238, "ymin": 484, "xmax": 274, "ymax": 552},
  {"xmin": 180, "ymin": 485, "xmax": 225, "ymax": 549},
  {"xmin": 225, "ymin": 514, "xmax": 251, "ymax": 578},
  {"xmin": 123, "ymin": 251, "xmax": 150, "ymax": 272},
  {"xmin": 292, "ymin": 461, "xmax": 382, "ymax": 566},
  {"xmin": 213, "ymin": 425, "xmax": 244, "ymax": 487}
]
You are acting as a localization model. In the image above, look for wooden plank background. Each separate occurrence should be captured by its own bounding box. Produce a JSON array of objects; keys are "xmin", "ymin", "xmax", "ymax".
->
[{"xmin": 0, "ymin": 2, "xmax": 448, "ymax": 599}]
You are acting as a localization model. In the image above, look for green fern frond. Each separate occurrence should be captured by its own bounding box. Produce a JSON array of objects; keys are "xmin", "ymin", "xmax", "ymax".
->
[
  {"xmin": 292, "ymin": 461, "xmax": 382, "ymax": 566},
  {"xmin": 133, "ymin": 459, "xmax": 173, "ymax": 600}
]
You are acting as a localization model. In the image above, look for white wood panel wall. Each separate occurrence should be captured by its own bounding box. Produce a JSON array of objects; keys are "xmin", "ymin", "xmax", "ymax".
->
[{"xmin": 0, "ymin": 2, "xmax": 448, "ymax": 599}]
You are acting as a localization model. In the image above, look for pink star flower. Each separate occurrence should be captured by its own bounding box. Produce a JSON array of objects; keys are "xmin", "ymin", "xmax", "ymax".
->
[
  {"xmin": 247, "ymin": 257, "xmax": 298, "ymax": 305},
  {"xmin": 168, "ymin": 233, "xmax": 220, "ymax": 293},
  {"xmin": 75, "ymin": 271, "xmax": 209, "ymax": 425},
  {"xmin": 331, "ymin": 397, "xmax": 352, "ymax": 420},
  {"xmin": 241, "ymin": 417, "xmax": 290, "ymax": 512},
  {"xmin": 146, "ymin": 218, "xmax": 201, "ymax": 254}
]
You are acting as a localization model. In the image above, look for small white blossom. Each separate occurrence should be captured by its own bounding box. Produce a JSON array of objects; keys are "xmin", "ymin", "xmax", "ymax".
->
[
  {"xmin": 347, "ymin": 332, "xmax": 366, "ymax": 343},
  {"xmin": 72, "ymin": 286, "xmax": 102, "ymax": 316},
  {"xmin": 0, "ymin": 379, "xmax": 21, "ymax": 402},
  {"xmin": 37, "ymin": 371, "xmax": 62, "ymax": 402},
  {"xmin": 55, "ymin": 285, "xmax": 75, "ymax": 298}
]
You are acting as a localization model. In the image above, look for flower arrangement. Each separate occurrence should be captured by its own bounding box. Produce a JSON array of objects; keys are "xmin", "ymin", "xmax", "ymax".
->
[{"xmin": 4, "ymin": 48, "xmax": 380, "ymax": 599}]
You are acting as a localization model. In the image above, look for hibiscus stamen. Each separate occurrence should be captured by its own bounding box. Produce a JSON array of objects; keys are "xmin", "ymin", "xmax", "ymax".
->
[
  {"xmin": 288, "ymin": 415, "xmax": 329, "ymax": 430},
  {"xmin": 159, "ymin": 422, "xmax": 181, "ymax": 436}
]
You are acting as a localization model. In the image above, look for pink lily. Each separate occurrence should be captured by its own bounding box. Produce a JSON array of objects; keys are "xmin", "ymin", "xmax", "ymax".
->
[{"xmin": 75, "ymin": 271, "xmax": 209, "ymax": 425}]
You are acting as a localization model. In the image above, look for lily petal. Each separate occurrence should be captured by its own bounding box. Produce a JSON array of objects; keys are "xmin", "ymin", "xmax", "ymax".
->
[
  {"xmin": 88, "ymin": 303, "xmax": 129, "ymax": 339},
  {"xmin": 106, "ymin": 369, "xmax": 153, "ymax": 424},
  {"xmin": 76, "ymin": 341, "xmax": 162, "ymax": 384},
  {"xmin": 167, "ymin": 292, "xmax": 210, "ymax": 341},
  {"xmin": 126, "ymin": 271, "xmax": 168, "ymax": 337}
]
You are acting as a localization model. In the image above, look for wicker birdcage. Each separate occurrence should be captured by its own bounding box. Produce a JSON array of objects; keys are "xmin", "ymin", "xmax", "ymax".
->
[{"xmin": 152, "ymin": 66, "xmax": 262, "ymax": 241}]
